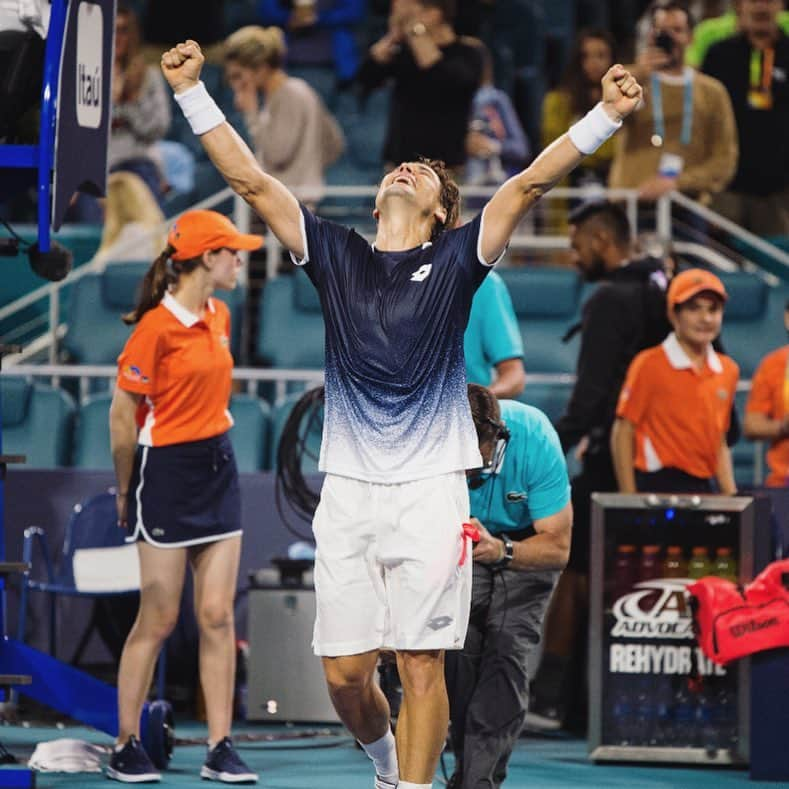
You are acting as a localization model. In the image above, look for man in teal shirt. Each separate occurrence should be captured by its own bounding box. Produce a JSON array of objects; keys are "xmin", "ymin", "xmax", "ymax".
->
[
  {"xmin": 444, "ymin": 384, "xmax": 572, "ymax": 788},
  {"xmin": 464, "ymin": 271, "xmax": 526, "ymax": 398}
]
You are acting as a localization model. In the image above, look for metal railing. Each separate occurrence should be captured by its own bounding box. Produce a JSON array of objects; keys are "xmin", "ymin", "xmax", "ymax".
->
[{"xmin": 2, "ymin": 184, "xmax": 789, "ymax": 366}]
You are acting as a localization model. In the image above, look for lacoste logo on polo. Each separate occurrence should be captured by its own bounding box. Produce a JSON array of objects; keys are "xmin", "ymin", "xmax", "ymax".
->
[
  {"xmin": 410, "ymin": 264, "xmax": 432, "ymax": 282},
  {"xmin": 152, "ymin": 528, "xmax": 165, "ymax": 537},
  {"xmin": 427, "ymin": 615, "xmax": 453, "ymax": 631},
  {"xmin": 506, "ymin": 491, "xmax": 528, "ymax": 502}
]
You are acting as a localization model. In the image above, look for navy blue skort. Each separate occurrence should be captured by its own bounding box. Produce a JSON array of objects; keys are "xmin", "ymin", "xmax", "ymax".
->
[{"xmin": 126, "ymin": 432, "xmax": 241, "ymax": 548}]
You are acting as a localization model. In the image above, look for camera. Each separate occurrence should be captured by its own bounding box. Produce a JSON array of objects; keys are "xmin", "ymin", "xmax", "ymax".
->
[{"xmin": 654, "ymin": 31, "xmax": 675, "ymax": 57}]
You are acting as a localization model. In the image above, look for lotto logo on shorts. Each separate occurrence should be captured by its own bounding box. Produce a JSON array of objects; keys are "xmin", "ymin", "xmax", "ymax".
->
[
  {"xmin": 123, "ymin": 365, "xmax": 150, "ymax": 384},
  {"xmin": 75, "ymin": 2, "xmax": 104, "ymax": 129}
]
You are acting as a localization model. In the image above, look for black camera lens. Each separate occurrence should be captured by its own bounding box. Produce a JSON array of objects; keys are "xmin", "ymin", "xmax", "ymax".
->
[{"xmin": 654, "ymin": 31, "xmax": 675, "ymax": 56}]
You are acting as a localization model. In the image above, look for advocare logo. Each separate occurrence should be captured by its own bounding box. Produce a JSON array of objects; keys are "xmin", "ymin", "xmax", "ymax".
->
[
  {"xmin": 611, "ymin": 578, "xmax": 694, "ymax": 640},
  {"xmin": 75, "ymin": 2, "xmax": 104, "ymax": 129}
]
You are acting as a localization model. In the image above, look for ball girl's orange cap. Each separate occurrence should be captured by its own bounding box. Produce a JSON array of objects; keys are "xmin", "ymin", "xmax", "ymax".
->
[
  {"xmin": 667, "ymin": 268, "xmax": 728, "ymax": 309},
  {"xmin": 168, "ymin": 210, "xmax": 263, "ymax": 261}
]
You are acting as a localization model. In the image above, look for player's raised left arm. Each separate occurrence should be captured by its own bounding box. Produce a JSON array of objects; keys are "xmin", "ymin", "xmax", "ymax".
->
[{"xmin": 479, "ymin": 65, "xmax": 642, "ymax": 263}]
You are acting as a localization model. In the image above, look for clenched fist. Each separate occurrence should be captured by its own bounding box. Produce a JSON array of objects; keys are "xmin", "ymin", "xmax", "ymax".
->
[
  {"xmin": 161, "ymin": 39, "xmax": 204, "ymax": 94},
  {"xmin": 601, "ymin": 64, "xmax": 643, "ymax": 123}
]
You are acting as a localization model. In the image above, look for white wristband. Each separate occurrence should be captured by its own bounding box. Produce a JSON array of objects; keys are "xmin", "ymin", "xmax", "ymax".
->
[
  {"xmin": 174, "ymin": 81, "xmax": 226, "ymax": 136},
  {"xmin": 568, "ymin": 102, "xmax": 622, "ymax": 156}
]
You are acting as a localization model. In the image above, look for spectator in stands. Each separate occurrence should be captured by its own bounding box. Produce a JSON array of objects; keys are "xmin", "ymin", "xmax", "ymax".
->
[
  {"xmin": 526, "ymin": 201, "xmax": 670, "ymax": 731},
  {"xmin": 257, "ymin": 0, "xmax": 365, "ymax": 85},
  {"xmin": 744, "ymin": 301, "xmax": 789, "ymax": 486},
  {"xmin": 444, "ymin": 384, "xmax": 572, "ymax": 789},
  {"xmin": 702, "ymin": 0, "xmax": 789, "ymax": 236},
  {"xmin": 464, "ymin": 271, "xmax": 526, "ymax": 398},
  {"xmin": 609, "ymin": 1, "xmax": 737, "ymax": 208},
  {"xmin": 109, "ymin": 210, "xmax": 263, "ymax": 783},
  {"xmin": 541, "ymin": 29, "xmax": 617, "ymax": 229},
  {"xmin": 223, "ymin": 25, "xmax": 345, "ymax": 206},
  {"xmin": 357, "ymin": 0, "xmax": 484, "ymax": 171},
  {"xmin": 66, "ymin": 5, "xmax": 171, "ymax": 223},
  {"xmin": 110, "ymin": 5, "xmax": 171, "ymax": 205},
  {"xmin": 465, "ymin": 46, "xmax": 530, "ymax": 188},
  {"xmin": 612, "ymin": 268, "xmax": 738, "ymax": 493},
  {"xmin": 686, "ymin": 0, "xmax": 789, "ymax": 68},
  {"xmin": 93, "ymin": 172, "xmax": 166, "ymax": 269}
]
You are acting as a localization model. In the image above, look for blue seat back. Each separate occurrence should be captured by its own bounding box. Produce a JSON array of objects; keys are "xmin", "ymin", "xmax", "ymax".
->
[
  {"xmin": 2, "ymin": 376, "xmax": 75, "ymax": 467},
  {"xmin": 229, "ymin": 394, "xmax": 271, "ymax": 472},
  {"xmin": 56, "ymin": 492, "xmax": 130, "ymax": 590},
  {"xmin": 517, "ymin": 382, "xmax": 572, "ymax": 425},
  {"xmin": 498, "ymin": 267, "xmax": 584, "ymax": 374}
]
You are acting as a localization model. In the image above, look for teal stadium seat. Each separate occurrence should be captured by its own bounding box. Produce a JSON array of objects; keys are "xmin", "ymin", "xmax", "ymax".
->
[
  {"xmin": 257, "ymin": 273, "xmax": 325, "ymax": 369},
  {"xmin": 718, "ymin": 272, "xmax": 789, "ymax": 378},
  {"xmin": 64, "ymin": 261, "xmax": 247, "ymax": 368},
  {"xmin": 229, "ymin": 394, "xmax": 271, "ymax": 472},
  {"xmin": 72, "ymin": 392, "xmax": 113, "ymax": 469},
  {"xmin": 73, "ymin": 392, "xmax": 271, "ymax": 472},
  {"xmin": 498, "ymin": 267, "xmax": 584, "ymax": 374},
  {"xmin": 1, "ymin": 376, "xmax": 75, "ymax": 467},
  {"xmin": 62, "ymin": 262, "xmax": 145, "ymax": 365},
  {"xmin": 269, "ymin": 391, "xmax": 324, "ymax": 473},
  {"xmin": 518, "ymin": 382, "xmax": 572, "ymax": 425}
]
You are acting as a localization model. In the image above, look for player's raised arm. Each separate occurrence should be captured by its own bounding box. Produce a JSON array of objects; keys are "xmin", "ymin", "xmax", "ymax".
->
[
  {"xmin": 479, "ymin": 65, "xmax": 643, "ymax": 263},
  {"xmin": 161, "ymin": 40, "xmax": 304, "ymax": 257}
]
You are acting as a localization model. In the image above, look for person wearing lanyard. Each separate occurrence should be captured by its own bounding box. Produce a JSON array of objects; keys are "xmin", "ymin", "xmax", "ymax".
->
[
  {"xmin": 702, "ymin": 0, "xmax": 789, "ymax": 236},
  {"xmin": 108, "ymin": 210, "xmax": 263, "ymax": 784},
  {"xmin": 609, "ymin": 1, "xmax": 738, "ymax": 206},
  {"xmin": 444, "ymin": 384, "xmax": 572, "ymax": 789}
]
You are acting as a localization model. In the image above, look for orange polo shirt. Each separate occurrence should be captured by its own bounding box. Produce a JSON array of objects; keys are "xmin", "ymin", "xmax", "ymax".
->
[
  {"xmin": 116, "ymin": 292, "xmax": 234, "ymax": 447},
  {"xmin": 746, "ymin": 345, "xmax": 789, "ymax": 487},
  {"xmin": 616, "ymin": 333, "xmax": 739, "ymax": 478}
]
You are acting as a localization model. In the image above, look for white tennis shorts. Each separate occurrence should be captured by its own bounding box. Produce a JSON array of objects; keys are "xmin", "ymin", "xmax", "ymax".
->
[{"xmin": 311, "ymin": 471, "xmax": 473, "ymax": 656}]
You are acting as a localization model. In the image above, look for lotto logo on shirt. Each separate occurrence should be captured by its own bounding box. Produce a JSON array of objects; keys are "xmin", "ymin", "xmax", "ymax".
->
[{"xmin": 123, "ymin": 365, "xmax": 150, "ymax": 384}]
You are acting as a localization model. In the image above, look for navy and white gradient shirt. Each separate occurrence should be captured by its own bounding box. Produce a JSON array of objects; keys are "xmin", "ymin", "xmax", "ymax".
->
[{"xmin": 293, "ymin": 205, "xmax": 498, "ymax": 483}]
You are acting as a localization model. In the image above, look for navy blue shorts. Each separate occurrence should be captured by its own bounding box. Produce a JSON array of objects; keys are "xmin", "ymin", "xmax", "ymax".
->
[{"xmin": 126, "ymin": 433, "xmax": 241, "ymax": 548}]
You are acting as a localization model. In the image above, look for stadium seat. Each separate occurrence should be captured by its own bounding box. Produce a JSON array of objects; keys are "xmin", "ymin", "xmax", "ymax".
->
[
  {"xmin": 498, "ymin": 267, "xmax": 584, "ymax": 374},
  {"xmin": 718, "ymin": 272, "xmax": 789, "ymax": 378},
  {"xmin": 257, "ymin": 273, "xmax": 325, "ymax": 369},
  {"xmin": 731, "ymin": 389, "xmax": 766, "ymax": 489},
  {"xmin": 72, "ymin": 392, "xmax": 112, "ymax": 470},
  {"xmin": 229, "ymin": 394, "xmax": 271, "ymax": 472},
  {"xmin": 518, "ymin": 381, "xmax": 572, "ymax": 425},
  {"xmin": 1, "ymin": 376, "xmax": 75, "ymax": 468},
  {"xmin": 269, "ymin": 390, "xmax": 324, "ymax": 473},
  {"xmin": 61, "ymin": 261, "xmax": 145, "ymax": 365}
]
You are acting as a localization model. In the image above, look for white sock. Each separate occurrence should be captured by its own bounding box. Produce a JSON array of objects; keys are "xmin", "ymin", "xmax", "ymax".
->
[
  {"xmin": 360, "ymin": 730, "xmax": 398, "ymax": 783},
  {"xmin": 397, "ymin": 783, "xmax": 432, "ymax": 789}
]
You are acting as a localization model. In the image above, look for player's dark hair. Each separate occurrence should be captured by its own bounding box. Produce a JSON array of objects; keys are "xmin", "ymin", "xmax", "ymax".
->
[
  {"xmin": 568, "ymin": 200, "xmax": 632, "ymax": 249},
  {"xmin": 419, "ymin": 157, "xmax": 461, "ymax": 242},
  {"xmin": 122, "ymin": 246, "xmax": 203, "ymax": 324},
  {"xmin": 468, "ymin": 383, "xmax": 501, "ymax": 445}
]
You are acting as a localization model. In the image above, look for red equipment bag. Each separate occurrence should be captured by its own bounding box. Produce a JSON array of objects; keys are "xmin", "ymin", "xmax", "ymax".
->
[{"xmin": 688, "ymin": 559, "xmax": 789, "ymax": 666}]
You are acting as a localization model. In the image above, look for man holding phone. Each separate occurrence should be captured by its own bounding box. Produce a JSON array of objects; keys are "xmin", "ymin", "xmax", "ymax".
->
[{"xmin": 609, "ymin": 0, "xmax": 738, "ymax": 206}]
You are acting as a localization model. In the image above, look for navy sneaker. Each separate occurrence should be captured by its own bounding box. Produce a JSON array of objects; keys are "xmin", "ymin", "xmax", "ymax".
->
[
  {"xmin": 201, "ymin": 738, "xmax": 258, "ymax": 784},
  {"xmin": 106, "ymin": 736, "xmax": 161, "ymax": 783}
]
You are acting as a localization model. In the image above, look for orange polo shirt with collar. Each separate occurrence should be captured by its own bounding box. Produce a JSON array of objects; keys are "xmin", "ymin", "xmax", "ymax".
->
[
  {"xmin": 746, "ymin": 345, "xmax": 789, "ymax": 487},
  {"xmin": 116, "ymin": 292, "xmax": 234, "ymax": 447},
  {"xmin": 616, "ymin": 333, "xmax": 739, "ymax": 479}
]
